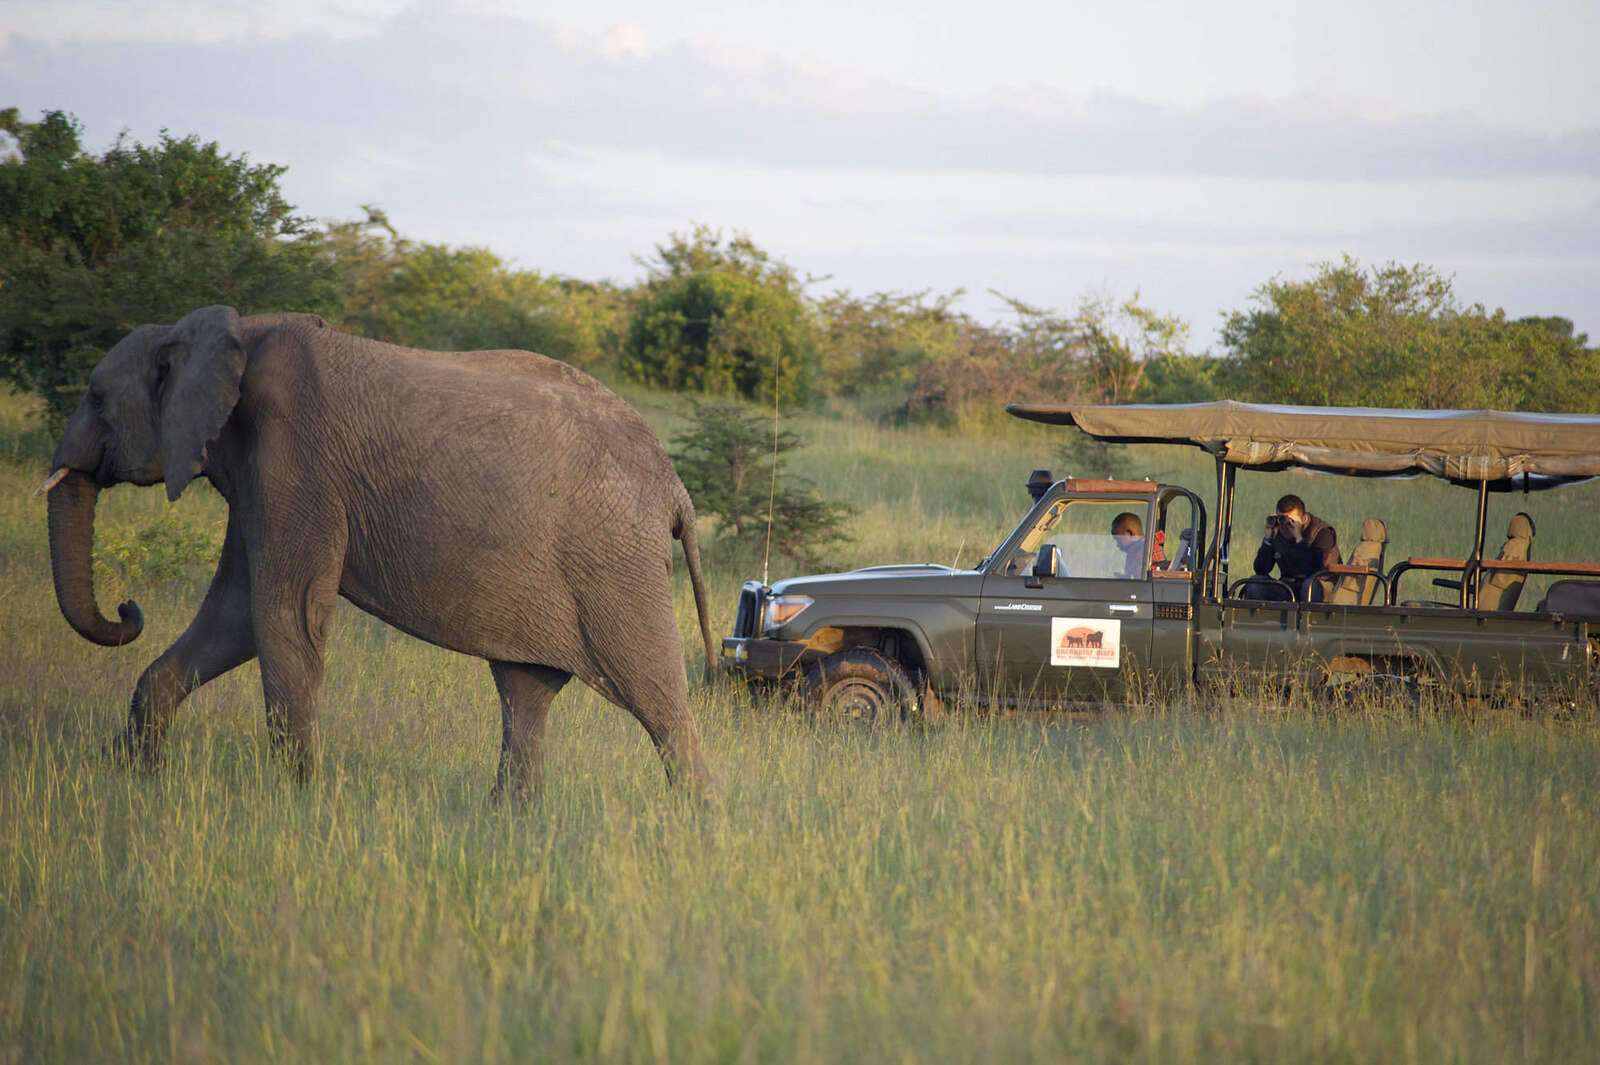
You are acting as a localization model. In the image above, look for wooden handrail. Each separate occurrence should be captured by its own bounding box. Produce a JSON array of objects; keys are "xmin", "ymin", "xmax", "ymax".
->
[
  {"xmin": 1387, "ymin": 555, "xmax": 1600, "ymax": 607},
  {"xmin": 1063, "ymin": 478, "xmax": 1158, "ymax": 494},
  {"xmin": 1325, "ymin": 563, "xmax": 1378, "ymax": 575},
  {"xmin": 1150, "ymin": 569, "xmax": 1194, "ymax": 579},
  {"xmin": 1397, "ymin": 557, "xmax": 1600, "ymax": 574},
  {"xmin": 1385, "ymin": 557, "xmax": 1468, "ymax": 606},
  {"xmin": 1479, "ymin": 559, "xmax": 1600, "ymax": 574}
]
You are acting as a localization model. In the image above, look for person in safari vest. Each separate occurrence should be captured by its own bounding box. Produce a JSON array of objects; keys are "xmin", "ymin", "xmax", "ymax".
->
[{"xmin": 1252, "ymin": 493, "xmax": 1340, "ymax": 601}]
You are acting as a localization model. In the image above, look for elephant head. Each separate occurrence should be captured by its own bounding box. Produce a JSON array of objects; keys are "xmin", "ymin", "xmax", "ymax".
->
[{"xmin": 42, "ymin": 305, "xmax": 248, "ymax": 646}]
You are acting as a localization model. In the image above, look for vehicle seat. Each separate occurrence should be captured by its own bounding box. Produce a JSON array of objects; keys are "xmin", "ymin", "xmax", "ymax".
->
[
  {"xmin": 1330, "ymin": 517, "xmax": 1387, "ymax": 605},
  {"xmin": 1537, "ymin": 580, "xmax": 1600, "ymax": 616},
  {"xmin": 1478, "ymin": 512, "xmax": 1534, "ymax": 611},
  {"xmin": 1167, "ymin": 527, "xmax": 1195, "ymax": 571}
]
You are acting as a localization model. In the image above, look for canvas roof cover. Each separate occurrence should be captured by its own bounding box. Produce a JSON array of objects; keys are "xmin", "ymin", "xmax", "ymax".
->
[{"xmin": 1005, "ymin": 400, "xmax": 1600, "ymax": 483}]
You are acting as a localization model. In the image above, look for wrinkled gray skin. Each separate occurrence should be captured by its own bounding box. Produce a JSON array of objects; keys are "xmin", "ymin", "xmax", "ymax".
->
[{"xmin": 45, "ymin": 305, "xmax": 716, "ymax": 799}]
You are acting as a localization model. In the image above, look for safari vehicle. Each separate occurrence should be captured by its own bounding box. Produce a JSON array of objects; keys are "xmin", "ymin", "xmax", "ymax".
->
[{"xmin": 720, "ymin": 401, "xmax": 1600, "ymax": 718}]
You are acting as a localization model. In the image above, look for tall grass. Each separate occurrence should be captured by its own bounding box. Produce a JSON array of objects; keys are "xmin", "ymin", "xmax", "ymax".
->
[{"xmin": 3, "ymin": 386, "xmax": 1597, "ymax": 1063}]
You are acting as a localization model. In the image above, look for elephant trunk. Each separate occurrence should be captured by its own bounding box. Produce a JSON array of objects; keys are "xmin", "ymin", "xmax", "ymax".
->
[{"xmin": 46, "ymin": 470, "xmax": 144, "ymax": 646}]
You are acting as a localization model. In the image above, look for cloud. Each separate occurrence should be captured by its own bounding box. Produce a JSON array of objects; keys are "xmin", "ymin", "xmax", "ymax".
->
[
  {"xmin": 4, "ymin": 6, "xmax": 1595, "ymax": 184},
  {"xmin": 1, "ymin": 4, "xmax": 1595, "ymax": 341}
]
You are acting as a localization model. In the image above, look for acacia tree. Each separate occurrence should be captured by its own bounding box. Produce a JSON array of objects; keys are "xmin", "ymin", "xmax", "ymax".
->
[
  {"xmin": 316, "ymin": 207, "xmax": 627, "ymax": 367},
  {"xmin": 0, "ymin": 109, "xmax": 339, "ymax": 421},
  {"xmin": 1217, "ymin": 256, "xmax": 1600, "ymax": 410},
  {"xmin": 669, "ymin": 401, "xmax": 852, "ymax": 568},
  {"xmin": 622, "ymin": 226, "xmax": 819, "ymax": 404},
  {"xmin": 812, "ymin": 288, "xmax": 974, "ymax": 401},
  {"xmin": 903, "ymin": 290, "xmax": 1199, "ymax": 421}
]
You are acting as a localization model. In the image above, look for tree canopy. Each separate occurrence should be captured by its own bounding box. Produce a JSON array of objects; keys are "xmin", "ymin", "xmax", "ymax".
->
[
  {"xmin": 668, "ymin": 401, "xmax": 853, "ymax": 569},
  {"xmin": 902, "ymin": 290, "xmax": 1207, "ymax": 421},
  {"xmin": 622, "ymin": 226, "xmax": 819, "ymax": 405},
  {"xmin": 0, "ymin": 108, "xmax": 338, "ymax": 421},
  {"xmin": 317, "ymin": 207, "xmax": 624, "ymax": 367},
  {"xmin": 1218, "ymin": 256, "xmax": 1599, "ymax": 412},
  {"xmin": 4, "ymin": 109, "xmax": 1594, "ymax": 438}
]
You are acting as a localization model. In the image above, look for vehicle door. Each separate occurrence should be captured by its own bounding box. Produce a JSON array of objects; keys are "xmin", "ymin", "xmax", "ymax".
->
[{"xmin": 977, "ymin": 495, "xmax": 1157, "ymax": 705}]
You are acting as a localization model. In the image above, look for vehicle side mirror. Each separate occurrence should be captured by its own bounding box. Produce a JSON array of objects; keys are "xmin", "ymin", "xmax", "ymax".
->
[{"xmin": 1025, "ymin": 544, "xmax": 1061, "ymax": 588}]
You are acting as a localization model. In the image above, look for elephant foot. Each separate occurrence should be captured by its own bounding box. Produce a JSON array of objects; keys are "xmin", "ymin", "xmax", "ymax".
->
[
  {"xmin": 488, "ymin": 779, "xmax": 538, "ymax": 808},
  {"xmin": 666, "ymin": 766, "xmax": 721, "ymax": 811},
  {"xmin": 101, "ymin": 729, "xmax": 162, "ymax": 772},
  {"xmin": 101, "ymin": 730, "xmax": 134, "ymax": 767},
  {"xmin": 264, "ymin": 727, "xmax": 316, "ymax": 785}
]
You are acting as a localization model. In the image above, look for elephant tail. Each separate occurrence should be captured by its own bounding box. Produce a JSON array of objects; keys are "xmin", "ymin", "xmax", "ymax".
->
[{"xmin": 673, "ymin": 499, "xmax": 717, "ymax": 684}]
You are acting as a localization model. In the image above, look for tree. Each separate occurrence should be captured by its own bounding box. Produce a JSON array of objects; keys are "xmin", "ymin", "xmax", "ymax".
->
[
  {"xmin": 812, "ymin": 288, "xmax": 974, "ymax": 404},
  {"xmin": 0, "ymin": 108, "xmax": 339, "ymax": 421},
  {"xmin": 669, "ymin": 401, "xmax": 853, "ymax": 569},
  {"xmin": 1133, "ymin": 352, "xmax": 1221, "ymax": 404},
  {"xmin": 316, "ymin": 208, "xmax": 627, "ymax": 366},
  {"xmin": 1217, "ymin": 256, "xmax": 1600, "ymax": 411},
  {"xmin": 622, "ymin": 226, "xmax": 819, "ymax": 404},
  {"xmin": 903, "ymin": 290, "xmax": 1194, "ymax": 421}
]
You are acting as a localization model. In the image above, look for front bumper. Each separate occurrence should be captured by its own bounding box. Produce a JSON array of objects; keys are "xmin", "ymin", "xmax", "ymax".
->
[{"xmin": 720, "ymin": 636, "xmax": 808, "ymax": 680}]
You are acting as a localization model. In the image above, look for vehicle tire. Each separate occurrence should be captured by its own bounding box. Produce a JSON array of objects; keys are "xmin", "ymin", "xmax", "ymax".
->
[{"xmin": 803, "ymin": 649, "xmax": 918, "ymax": 726}]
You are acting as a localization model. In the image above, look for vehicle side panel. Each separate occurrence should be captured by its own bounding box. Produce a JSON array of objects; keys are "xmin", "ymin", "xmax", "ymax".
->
[
  {"xmin": 1200, "ymin": 601, "xmax": 1593, "ymax": 693},
  {"xmin": 976, "ymin": 574, "xmax": 1155, "ymax": 705}
]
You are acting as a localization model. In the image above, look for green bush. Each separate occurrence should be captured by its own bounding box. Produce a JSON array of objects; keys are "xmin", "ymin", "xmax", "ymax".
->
[
  {"xmin": 623, "ymin": 227, "xmax": 819, "ymax": 405},
  {"xmin": 1217, "ymin": 256, "xmax": 1600, "ymax": 410},
  {"xmin": 0, "ymin": 109, "xmax": 338, "ymax": 425},
  {"xmin": 669, "ymin": 400, "xmax": 853, "ymax": 570},
  {"xmin": 92, "ymin": 508, "xmax": 222, "ymax": 602}
]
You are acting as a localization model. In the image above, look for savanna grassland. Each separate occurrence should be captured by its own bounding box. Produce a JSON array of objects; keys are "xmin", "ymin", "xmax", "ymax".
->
[{"xmin": 2, "ymin": 385, "xmax": 1597, "ymax": 1064}]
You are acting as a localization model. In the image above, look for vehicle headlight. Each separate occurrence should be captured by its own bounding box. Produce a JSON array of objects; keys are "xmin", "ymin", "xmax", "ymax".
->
[{"xmin": 762, "ymin": 594, "xmax": 813, "ymax": 632}]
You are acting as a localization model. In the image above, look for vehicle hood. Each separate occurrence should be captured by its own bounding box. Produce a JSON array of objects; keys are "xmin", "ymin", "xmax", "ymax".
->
[{"xmin": 770, "ymin": 564, "xmax": 980, "ymax": 598}]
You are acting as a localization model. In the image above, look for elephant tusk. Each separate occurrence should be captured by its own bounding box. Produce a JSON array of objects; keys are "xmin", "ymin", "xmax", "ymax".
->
[{"xmin": 33, "ymin": 467, "xmax": 70, "ymax": 498}]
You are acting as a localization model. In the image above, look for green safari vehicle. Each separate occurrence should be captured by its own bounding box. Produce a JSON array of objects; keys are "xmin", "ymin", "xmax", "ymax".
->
[{"xmin": 720, "ymin": 402, "xmax": 1600, "ymax": 719}]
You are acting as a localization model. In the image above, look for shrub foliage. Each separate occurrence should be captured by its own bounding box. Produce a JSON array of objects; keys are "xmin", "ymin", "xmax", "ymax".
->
[
  {"xmin": 623, "ymin": 227, "xmax": 819, "ymax": 405},
  {"xmin": 0, "ymin": 109, "xmax": 339, "ymax": 423},
  {"xmin": 669, "ymin": 401, "xmax": 853, "ymax": 569}
]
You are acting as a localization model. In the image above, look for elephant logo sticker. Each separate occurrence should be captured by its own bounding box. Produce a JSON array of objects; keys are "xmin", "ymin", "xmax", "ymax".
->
[{"xmin": 1050, "ymin": 617, "xmax": 1121, "ymax": 668}]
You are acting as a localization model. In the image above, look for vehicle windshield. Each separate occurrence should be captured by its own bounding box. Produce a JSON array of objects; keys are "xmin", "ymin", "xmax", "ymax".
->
[{"xmin": 1002, "ymin": 498, "xmax": 1149, "ymax": 579}]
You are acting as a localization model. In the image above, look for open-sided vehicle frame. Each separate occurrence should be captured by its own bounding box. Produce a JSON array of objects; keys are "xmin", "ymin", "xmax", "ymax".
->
[{"xmin": 721, "ymin": 401, "xmax": 1600, "ymax": 717}]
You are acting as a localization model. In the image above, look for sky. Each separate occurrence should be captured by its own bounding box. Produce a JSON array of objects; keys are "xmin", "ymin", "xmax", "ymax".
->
[{"xmin": 2, "ymin": 0, "xmax": 1597, "ymax": 347}]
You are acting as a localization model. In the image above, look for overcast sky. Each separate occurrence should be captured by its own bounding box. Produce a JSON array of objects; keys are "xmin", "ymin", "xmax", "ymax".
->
[{"xmin": 3, "ymin": 0, "xmax": 1597, "ymax": 347}]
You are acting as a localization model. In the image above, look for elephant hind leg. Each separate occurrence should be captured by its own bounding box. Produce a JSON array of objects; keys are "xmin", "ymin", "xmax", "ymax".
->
[
  {"xmin": 488, "ymin": 660, "xmax": 570, "ymax": 804},
  {"xmin": 584, "ymin": 647, "xmax": 715, "ymax": 801}
]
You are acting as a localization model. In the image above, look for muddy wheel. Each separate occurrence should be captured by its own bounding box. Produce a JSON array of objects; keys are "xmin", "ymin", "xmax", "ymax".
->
[{"xmin": 803, "ymin": 650, "xmax": 917, "ymax": 726}]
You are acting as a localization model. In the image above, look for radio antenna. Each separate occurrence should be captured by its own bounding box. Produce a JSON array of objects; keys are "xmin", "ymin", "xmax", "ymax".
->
[{"xmin": 761, "ymin": 351, "xmax": 780, "ymax": 587}]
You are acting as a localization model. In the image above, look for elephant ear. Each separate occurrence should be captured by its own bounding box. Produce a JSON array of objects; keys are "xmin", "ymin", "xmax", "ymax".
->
[{"xmin": 159, "ymin": 305, "xmax": 247, "ymax": 501}]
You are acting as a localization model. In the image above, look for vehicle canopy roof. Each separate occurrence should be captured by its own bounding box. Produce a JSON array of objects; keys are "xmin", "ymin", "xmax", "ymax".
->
[{"xmin": 1006, "ymin": 400, "xmax": 1600, "ymax": 487}]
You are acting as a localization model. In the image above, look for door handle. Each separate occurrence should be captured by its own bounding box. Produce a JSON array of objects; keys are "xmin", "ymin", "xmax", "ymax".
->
[{"xmin": 1108, "ymin": 604, "xmax": 1138, "ymax": 614}]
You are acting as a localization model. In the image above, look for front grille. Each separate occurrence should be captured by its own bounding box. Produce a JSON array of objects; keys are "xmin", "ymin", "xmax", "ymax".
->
[
  {"xmin": 733, "ymin": 582, "xmax": 763, "ymax": 638},
  {"xmin": 1156, "ymin": 603, "xmax": 1192, "ymax": 621}
]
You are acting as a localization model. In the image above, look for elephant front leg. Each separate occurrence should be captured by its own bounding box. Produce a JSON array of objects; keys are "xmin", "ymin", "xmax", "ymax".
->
[
  {"xmin": 488, "ymin": 660, "xmax": 570, "ymax": 803},
  {"xmin": 111, "ymin": 517, "xmax": 257, "ymax": 770},
  {"xmin": 252, "ymin": 564, "xmax": 342, "ymax": 785}
]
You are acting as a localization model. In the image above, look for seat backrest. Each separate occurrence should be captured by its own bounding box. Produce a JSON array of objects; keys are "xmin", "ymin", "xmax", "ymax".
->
[
  {"xmin": 1477, "ymin": 512, "xmax": 1534, "ymax": 611},
  {"xmin": 1169, "ymin": 527, "xmax": 1194, "ymax": 571},
  {"xmin": 1537, "ymin": 580, "xmax": 1600, "ymax": 617},
  {"xmin": 1330, "ymin": 517, "xmax": 1387, "ymax": 605}
]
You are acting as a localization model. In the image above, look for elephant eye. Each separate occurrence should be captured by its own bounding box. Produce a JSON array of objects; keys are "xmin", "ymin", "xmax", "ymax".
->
[{"xmin": 153, "ymin": 361, "xmax": 171, "ymax": 395}]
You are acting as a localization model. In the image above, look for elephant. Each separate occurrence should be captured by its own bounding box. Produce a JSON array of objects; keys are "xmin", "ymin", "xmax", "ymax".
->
[{"xmin": 40, "ymin": 305, "xmax": 716, "ymax": 799}]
